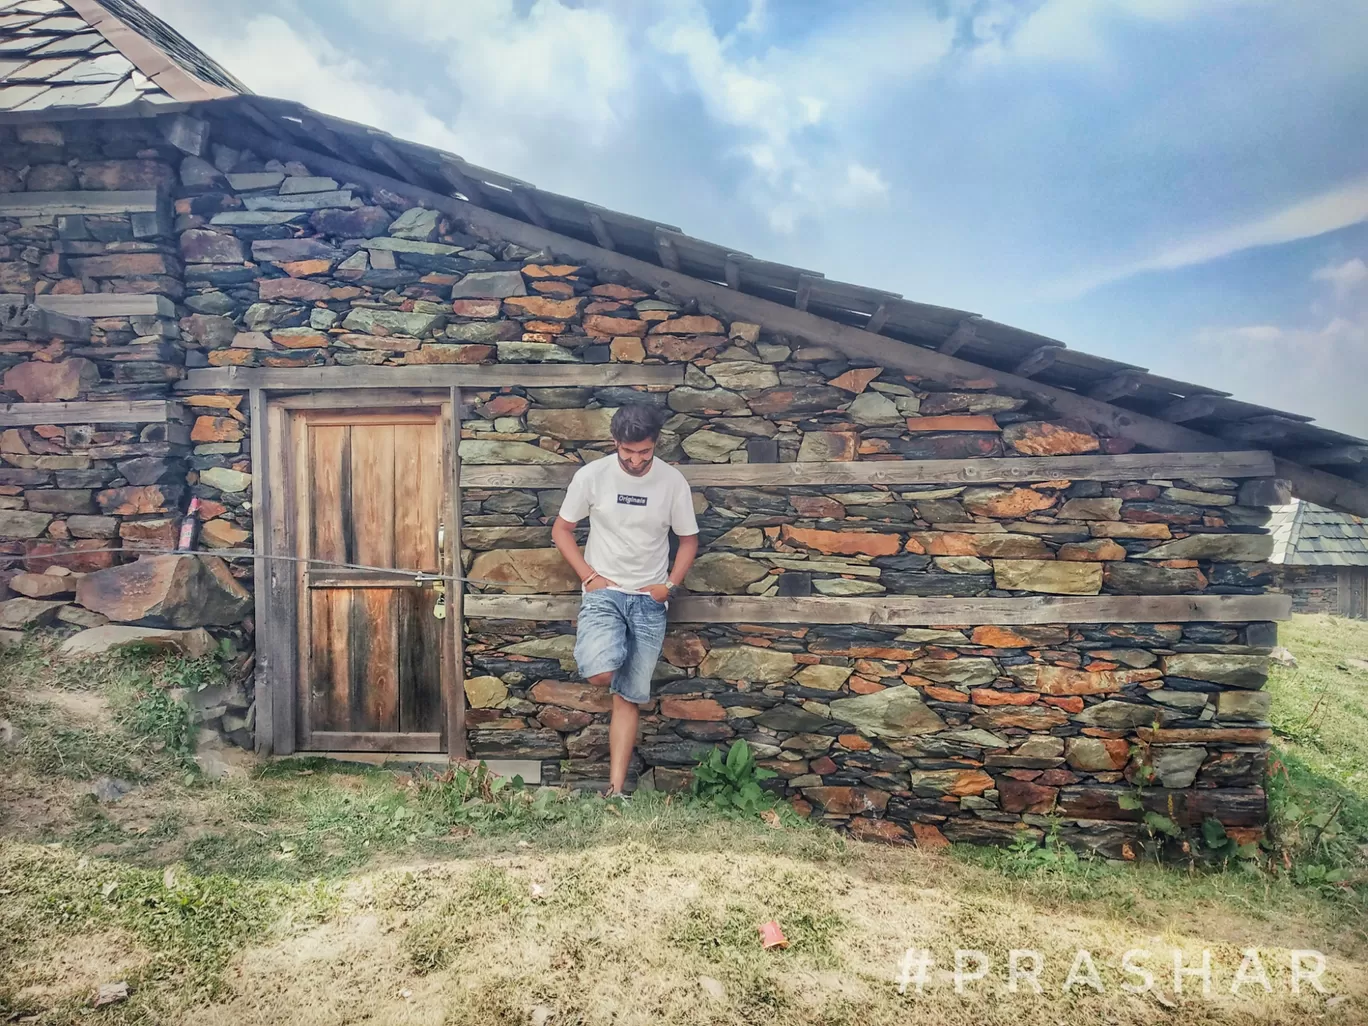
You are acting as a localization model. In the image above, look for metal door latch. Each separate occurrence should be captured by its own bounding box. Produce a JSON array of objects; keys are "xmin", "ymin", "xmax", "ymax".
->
[{"xmin": 431, "ymin": 577, "xmax": 447, "ymax": 620}]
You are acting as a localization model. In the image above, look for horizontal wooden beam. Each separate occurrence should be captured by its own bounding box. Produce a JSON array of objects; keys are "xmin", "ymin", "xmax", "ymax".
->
[
  {"xmin": 0, "ymin": 190, "xmax": 161, "ymax": 217},
  {"xmin": 176, "ymin": 364, "xmax": 684, "ymax": 391},
  {"xmin": 460, "ymin": 450, "xmax": 1275, "ymax": 489},
  {"xmin": 35, "ymin": 294, "xmax": 176, "ymax": 318},
  {"xmin": 216, "ymin": 124, "xmax": 1368, "ymax": 517},
  {"xmin": 464, "ymin": 593, "xmax": 1291, "ymax": 626},
  {"xmin": 0, "ymin": 399, "xmax": 184, "ymax": 426},
  {"xmin": 1288, "ymin": 446, "xmax": 1368, "ymax": 466}
]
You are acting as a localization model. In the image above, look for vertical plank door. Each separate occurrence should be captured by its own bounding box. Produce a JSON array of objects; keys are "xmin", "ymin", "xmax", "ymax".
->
[{"xmin": 291, "ymin": 407, "xmax": 453, "ymax": 752}]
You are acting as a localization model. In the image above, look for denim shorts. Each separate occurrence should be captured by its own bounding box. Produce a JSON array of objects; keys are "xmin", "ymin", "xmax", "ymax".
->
[{"xmin": 573, "ymin": 588, "xmax": 668, "ymax": 705}]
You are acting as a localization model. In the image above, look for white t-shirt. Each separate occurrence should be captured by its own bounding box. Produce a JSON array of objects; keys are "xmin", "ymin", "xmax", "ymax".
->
[{"xmin": 558, "ymin": 455, "xmax": 699, "ymax": 592}]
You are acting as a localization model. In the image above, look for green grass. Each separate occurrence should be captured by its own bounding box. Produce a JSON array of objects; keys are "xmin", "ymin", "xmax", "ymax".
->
[{"xmin": 4, "ymin": 620, "xmax": 1368, "ymax": 1023}]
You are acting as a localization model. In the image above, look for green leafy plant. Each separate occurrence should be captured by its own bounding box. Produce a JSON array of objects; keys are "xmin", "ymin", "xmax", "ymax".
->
[{"xmin": 689, "ymin": 739, "xmax": 780, "ymax": 815}]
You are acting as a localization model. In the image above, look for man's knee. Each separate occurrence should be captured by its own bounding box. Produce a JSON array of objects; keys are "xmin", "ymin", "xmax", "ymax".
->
[{"xmin": 587, "ymin": 671, "xmax": 614, "ymax": 687}]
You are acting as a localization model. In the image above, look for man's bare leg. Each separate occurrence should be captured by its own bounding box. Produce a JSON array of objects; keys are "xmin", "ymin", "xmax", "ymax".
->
[{"xmin": 607, "ymin": 694, "xmax": 639, "ymax": 795}]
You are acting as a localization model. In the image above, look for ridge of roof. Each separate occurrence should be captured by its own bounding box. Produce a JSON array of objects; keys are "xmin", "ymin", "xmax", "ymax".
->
[{"xmin": 0, "ymin": 0, "xmax": 242, "ymax": 114}]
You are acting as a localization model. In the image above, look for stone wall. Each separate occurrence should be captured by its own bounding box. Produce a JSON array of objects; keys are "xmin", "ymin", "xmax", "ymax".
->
[
  {"xmin": 0, "ymin": 111, "xmax": 1280, "ymax": 848},
  {"xmin": 1273, "ymin": 566, "xmax": 1339, "ymax": 615}
]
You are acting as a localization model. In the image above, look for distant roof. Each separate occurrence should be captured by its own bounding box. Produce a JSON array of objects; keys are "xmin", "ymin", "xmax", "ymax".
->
[
  {"xmin": 1270, "ymin": 499, "xmax": 1368, "ymax": 566},
  {"xmin": 3, "ymin": 0, "xmax": 1368, "ymax": 514},
  {"xmin": 0, "ymin": 0, "xmax": 245, "ymax": 113}
]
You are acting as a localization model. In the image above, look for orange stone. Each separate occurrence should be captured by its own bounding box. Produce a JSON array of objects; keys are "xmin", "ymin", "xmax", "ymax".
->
[
  {"xmin": 848, "ymin": 676, "xmax": 885, "ymax": 694},
  {"xmin": 271, "ymin": 329, "xmax": 329, "ymax": 349},
  {"xmin": 452, "ymin": 299, "xmax": 501, "ymax": 318},
  {"xmin": 532, "ymin": 281, "xmax": 576, "ymax": 297},
  {"xmin": 329, "ymin": 286, "xmax": 364, "ymax": 301},
  {"xmin": 779, "ymin": 525, "xmax": 900, "ymax": 556},
  {"xmin": 525, "ymin": 319, "xmax": 566, "ymax": 334},
  {"xmin": 528, "ymin": 679, "xmax": 612, "ymax": 713},
  {"xmin": 971, "ymin": 625, "xmax": 1036, "ymax": 648},
  {"xmin": 191, "ymin": 416, "xmax": 244, "ymax": 443},
  {"xmin": 207, "ymin": 348, "xmax": 253, "ymax": 366},
  {"xmin": 1006, "ymin": 421, "xmax": 1100, "ymax": 456},
  {"xmin": 1091, "ymin": 522, "xmax": 1172, "ymax": 539},
  {"xmin": 590, "ymin": 283, "xmax": 648, "ymax": 300},
  {"xmin": 962, "ymin": 487, "xmax": 1056, "ymax": 518},
  {"xmin": 660, "ymin": 697, "xmax": 725, "ymax": 721},
  {"xmin": 1042, "ymin": 695, "xmax": 1085, "ymax": 713},
  {"xmin": 182, "ymin": 393, "xmax": 243, "ymax": 411},
  {"xmin": 903, "ymin": 536, "xmax": 927, "ymax": 555},
  {"xmin": 662, "ymin": 631, "xmax": 706, "ymax": 667},
  {"xmin": 1058, "ymin": 538, "xmax": 1128, "ymax": 561},
  {"xmin": 970, "ymin": 689, "xmax": 1039, "ymax": 706},
  {"xmin": 1159, "ymin": 559, "xmax": 1200, "ymax": 569},
  {"xmin": 847, "ymin": 818, "xmax": 909, "ymax": 844},
  {"xmin": 911, "ymin": 823, "xmax": 951, "ymax": 851},
  {"xmin": 502, "ymin": 295, "xmax": 584, "ymax": 319},
  {"xmin": 281, "ymin": 258, "xmax": 334, "ymax": 277},
  {"xmin": 827, "ymin": 367, "xmax": 882, "ymax": 393},
  {"xmin": 838, "ymin": 733, "xmax": 872, "ymax": 751},
  {"xmin": 905, "ymin": 414, "xmax": 999, "ymax": 432},
  {"xmin": 923, "ymin": 685, "xmax": 966, "ymax": 702},
  {"xmin": 521, "ymin": 263, "xmax": 582, "ymax": 278},
  {"xmin": 649, "ymin": 315, "xmax": 725, "ymax": 335},
  {"xmin": 584, "ymin": 314, "xmax": 649, "ymax": 337},
  {"xmin": 793, "ymin": 495, "xmax": 846, "ymax": 519}
]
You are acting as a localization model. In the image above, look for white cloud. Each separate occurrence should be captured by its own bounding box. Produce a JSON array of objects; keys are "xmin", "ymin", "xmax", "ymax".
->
[
  {"xmin": 1313, "ymin": 257, "xmax": 1368, "ymax": 297},
  {"xmin": 1193, "ymin": 251, "xmax": 1368, "ymax": 435},
  {"xmin": 1051, "ymin": 174, "xmax": 1368, "ymax": 297}
]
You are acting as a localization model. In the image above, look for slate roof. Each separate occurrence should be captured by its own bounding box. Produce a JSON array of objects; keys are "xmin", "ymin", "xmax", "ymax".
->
[
  {"xmin": 3, "ymin": 0, "xmax": 1368, "ymax": 510},
  {"xmin": 1270, "ymin": 499, "xmax": 1368, "ymax": 566},
  {"xmin": 0, "ymin": 0, "xmax": 244, "ymax": 113}
]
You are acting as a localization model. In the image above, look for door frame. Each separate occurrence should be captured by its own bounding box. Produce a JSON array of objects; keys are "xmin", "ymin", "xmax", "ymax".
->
[{"xmin": 252, "ymin": 387, "xmax": 466, "ymax": 758}]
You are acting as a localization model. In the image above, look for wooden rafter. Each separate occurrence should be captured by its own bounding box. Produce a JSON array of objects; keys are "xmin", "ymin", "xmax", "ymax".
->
[
  {"xmin": 1012, "ymin": 345, "xmax": 1060, "ymax": 378},
  {"xmin": 939, "ymin": 315, "xmax": 980, "ymax": 355}
]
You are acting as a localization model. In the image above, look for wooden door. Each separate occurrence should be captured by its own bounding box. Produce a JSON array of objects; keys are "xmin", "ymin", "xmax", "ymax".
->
[{"xmin": 290, "ymin": 406, "xmax": 457, "ymax": 752}]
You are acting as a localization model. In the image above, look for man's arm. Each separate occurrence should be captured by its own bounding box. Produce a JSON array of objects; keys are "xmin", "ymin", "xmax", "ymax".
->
[
  {"xmin": 552, "ymin": 515, "xmax": 614, "ymax": 591},
  {"xmin": 641, "ymin": 533, "xmax": 697, "ymax": 603}
]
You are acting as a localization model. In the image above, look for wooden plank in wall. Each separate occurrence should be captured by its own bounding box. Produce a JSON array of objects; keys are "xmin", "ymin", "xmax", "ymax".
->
[
  {"xmin": 444, "ymin": 388, "xmax": 466, "ymax": 758},
  {"xmin": 463, "ymin": 593, "xmax": 1292, "ymax": 625},
  {"xmin": 0, "ymin": 190, "xmax": 160, "ymax": 217},
  {"xmin": 0, "ymin": 400, "xmax": 185, "ymax": 427},
  {"xmin": 176, "ymin": 364, "xmax": 684, "ymax": 391},
  {"xmin": 461, "ymin": 451, "xmax": 1277, "ymax": 489},
  {"xmin": 248, "ymin": 389, "xmax": 273, "ymax": 756}
]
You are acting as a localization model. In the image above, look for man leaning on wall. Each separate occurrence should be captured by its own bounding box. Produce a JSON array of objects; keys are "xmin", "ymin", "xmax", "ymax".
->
[{"xmin": 551, "ymin": 403, "xmax": 700, "ymax": 797}]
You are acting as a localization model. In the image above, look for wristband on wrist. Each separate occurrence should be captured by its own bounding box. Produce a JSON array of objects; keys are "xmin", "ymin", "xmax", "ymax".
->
[{"xmin": 583, "ymin": 571, "xmax": 600, "ymax": 586}]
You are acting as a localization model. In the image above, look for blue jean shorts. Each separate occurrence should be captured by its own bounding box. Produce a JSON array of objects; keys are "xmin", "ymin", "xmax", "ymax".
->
[{"xmin": 573, "ymin": 589, "xmax": 668, "ymax": 705}]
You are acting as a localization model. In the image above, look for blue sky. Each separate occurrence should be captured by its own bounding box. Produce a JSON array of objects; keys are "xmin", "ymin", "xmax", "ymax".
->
[{"xmin": 146, "ymin": 0, "xmax": 1368, "ymax": 435}]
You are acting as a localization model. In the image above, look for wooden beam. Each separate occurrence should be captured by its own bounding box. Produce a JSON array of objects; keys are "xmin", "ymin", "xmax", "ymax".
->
[
  {"xmin": 655, "ymin": 228, "xmax": 681, "ymax": 271},
  {"xmin": 0, "ymin": 190, "xmax": 158, "ymax": 216},
  {"xmin": 794, "ymin": 273, "xmax": 817, "ymax": 312},
  {"xmin": 1158, "ymin": 395, "xmax": 1220, "ymax": 423},
  {"xmin": 446, "ymin": 386, "xmax": 467, "ymax": 760},
  {"xmin": 1087, "ymin": 372, "xmax": 1144, "ymax": 402},
  {"xmin": 460, "ymin": 450, "xmax": 1276, "ymax": 489},
  {"xmin": 438, "ymin": 158, "xmax": 485, "ymax": 204},
  {"xmin": 464, "ymin": 593, "xmax": 1292, "ymax": 626},
  {"xmin": 865, "ymin": 302, "xmax": 891, "ymax": 334},
  {"xmin": 0, "ymin": 399, "xmax": 183, "ymax": 426},
  {"xmin": 1288, "ymin": 446, "xmax": 1368, "ymax": 466},
  {"xmin": 723, "ymin": 253, "xmax": 743, "ymax": 289},
  {"xmin": 1013, "ymin": 345, "xmax": 1061, "ymax": 378},
  {"xmin": 510, "ymin": 186, "xmax": 550, "ymax": 229},
  {"xmin": 1220, "ymin": 417, "xmax": 1300, "ymax": 444},
  {"xmin": 214, "ymin": 126, "xmax": 1368, "ymax": 516},
  {"xmin": 248, "ymin": 388, "xmax": 273, "ymax": 757},
  {"xmin": 939, "ymin": 316, "xmax": 980, "ymax": 356},
  {"xmin": 264, "ymin": 399, "xmax": 297, "ymax": 756},
  {"xmin": 175, "ymin": 364, "xmax": 684, "ymax": 391},
  {"xmin": 586, "ymin": 207, "xmax": 615, "ymax": 251},
  {"xmin": 370, "ymin": 138, "xmax": 423, "ymax": 185}
]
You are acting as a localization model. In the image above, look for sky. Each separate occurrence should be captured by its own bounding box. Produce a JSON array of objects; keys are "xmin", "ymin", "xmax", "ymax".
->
[{"xmin": 143, "ymin": 0, "xmax": 1368, "ymax": 436}]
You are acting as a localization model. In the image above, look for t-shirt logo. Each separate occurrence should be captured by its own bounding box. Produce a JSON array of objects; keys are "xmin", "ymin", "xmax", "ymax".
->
[{"xmin": 617, "ymin": 494, "xmax": 648, "ymax": 506}]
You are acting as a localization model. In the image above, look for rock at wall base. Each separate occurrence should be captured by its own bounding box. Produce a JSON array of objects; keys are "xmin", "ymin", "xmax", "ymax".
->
[
  {"xmin": 75, "ymin": 555, "xmax": 251, "ymax": 628},
  {"xmin": 59, "ymin": 625, "xmax": 216, "ymax": 659}
]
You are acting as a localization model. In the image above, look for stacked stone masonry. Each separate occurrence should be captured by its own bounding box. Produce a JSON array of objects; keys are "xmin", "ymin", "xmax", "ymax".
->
[{"xmin": 0, "ymin": 113, "xmax": 1280, "ymax": 849}]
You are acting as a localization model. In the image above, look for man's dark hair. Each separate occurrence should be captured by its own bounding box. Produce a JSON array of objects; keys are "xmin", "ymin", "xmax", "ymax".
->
[{"xmin": 610, "ymin": 402, "xmax": 666, "ymax": 443}]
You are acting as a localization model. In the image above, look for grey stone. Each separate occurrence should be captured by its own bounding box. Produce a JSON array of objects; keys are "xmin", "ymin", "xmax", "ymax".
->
[
  {"xmin": 388, "ymin": 207, "xmax": 440, "ymax": 240},
  {"xmin": 0, "ymin": 597, "xmax": 65, "ymax": 628},
  {"xmin": 1150, "ymin": 746, "xmax": 1207, "ymax": 788},
  {"xmin": 698, "ymin": 646, "xmax": 796, "ymax": 682},
  {"xmin": 242, "ymin": 303, "xmax": 295, "ymax": 331},
  {"xmin": 0, "ymin": 510, "xmax": 52, "ymax": 538},
  {"xmin": 906, "ymin": 656, "xmax": 998, "ymax": 685},
  {"xmin": 279, "ymin": 175, "xmax": 339, "ymax": 195},
  {"xmin": 496, "ymin": 342, "xmax": 577, "ymax": 362},
  {"xmin": 1162, "ymin": 653, "xmax": 1269, "ymax": 689},
  {"xmin": 705, "ymin": 361, "xmax": 779, "ymax": 391},
  {"xmin": 341, "ymin": 307, "xmax": 445, "ymax": 337},
  {"xmin": 242, "ymin": 190, "xmax": 354, "ymax": 211},
  {"xmin": 458, "ymin": 440, "xmax": 572, "ymax": 464},
  {"xmin": 184, "ymin": 291, "xmax": 235, "ymax": 315},
  {"xmin": 829, "ymin": 687, "xmax": 948, "ymax": 738},
  {"xmin": 451, "ymin": 270, "xmax": 528, "ymax": 299},
  {"xmin": 1216, "ymin": 691, "xmax": 1271, "ymax": 721},
  {"xmin": 363, "ymin": 235, "xmax": 462, "ymax": 256},
  {"xmin": 179, "ymin": 156, "xmax": 223, "ymax": 188},
  {"xmin": 848, "ymin": 391, "xmax": 903, "ymax": 426},
  {"xmin": 250, "ymin": 237, "xmax": 337, "ymax": 262},
  {"xmin": 199, "ymin": 466, "xmax": 252, "ymax": 493},
  {"xmin": 1137, "ymin": 533, "xmax": 1274, "ymax": 562},
  {"xmin": 1072, "ymin": 701, "xmax": 1178, "ymax": 729},
  {"xmin": 210, "ymin": 210, "xmax": 309, "ymax": 226},
  {"xmin": 226, "ymin": 171, "xmax": 286, "ymax": 191},
  {"xmin": 59, "ymin": 625, "xmax": 216, "ymax": 659},
  {"xmin": 668, "ymin": 387, "xmax": 748, "ymax": 415},
  {"xmin": 812, "ymin": 578, "xmax": 885, "ymax": 596},
  {"xmin": 683, "ymin": 553, "xmax": 769, "ymax": 593},
  {"xmin": 682, "ymin": 429, "xmax": 744, "ymax": 462}
]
